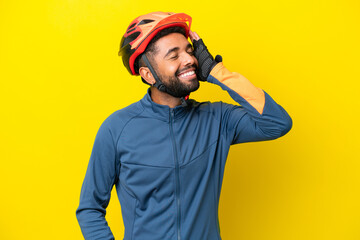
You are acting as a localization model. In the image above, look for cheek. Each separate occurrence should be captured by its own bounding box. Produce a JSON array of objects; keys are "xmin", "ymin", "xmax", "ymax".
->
[{"xmin": 164, "ymin": 62, "xmax": 181, "ymax": 75}]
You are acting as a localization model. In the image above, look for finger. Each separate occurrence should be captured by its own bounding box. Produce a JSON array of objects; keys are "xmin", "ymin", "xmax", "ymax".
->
[
  {"xmin": 189, "ymin": 30, "xmax": 200, "ymax": 42},
  {"xmin": 193, "ymin": 31, "xmax": 200, "ymax": 41},
  {"xmin": 189, "ymin": 30, "xmax": 195, "ymax": 42}
]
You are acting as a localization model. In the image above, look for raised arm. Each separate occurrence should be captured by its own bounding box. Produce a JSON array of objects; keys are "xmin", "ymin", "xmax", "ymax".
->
[{"xmin": 190, "ymin": 31, "xmax": 292, "ymax": 144}]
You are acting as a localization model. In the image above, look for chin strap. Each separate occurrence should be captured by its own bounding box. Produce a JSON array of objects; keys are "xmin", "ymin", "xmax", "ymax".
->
[{"xmin": 141, "ymin": 54, "xmax": 167, "ymax": 92}]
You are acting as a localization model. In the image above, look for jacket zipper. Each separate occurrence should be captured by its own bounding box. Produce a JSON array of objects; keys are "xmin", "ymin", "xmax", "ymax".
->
[{"xmin": 169, "ymin": 109, "xmax": 181, "ymax": 240}]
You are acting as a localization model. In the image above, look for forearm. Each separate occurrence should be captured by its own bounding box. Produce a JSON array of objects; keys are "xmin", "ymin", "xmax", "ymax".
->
[
  {"xmin": 76, "ymin": 167, "xmax": 116, "ymax": 240},
  {"xmin": 76, "ymin": 207, "xmax": 115, "ymax": 240},
  {"xmin": 209, "ymin": 62, "xmax": 265, "ymax": 114}
]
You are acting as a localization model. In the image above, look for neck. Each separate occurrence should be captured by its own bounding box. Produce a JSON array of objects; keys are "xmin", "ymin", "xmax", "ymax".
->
[{"xmin": 149, "ymin": 87, "xmax": 181, "ymax": 108}]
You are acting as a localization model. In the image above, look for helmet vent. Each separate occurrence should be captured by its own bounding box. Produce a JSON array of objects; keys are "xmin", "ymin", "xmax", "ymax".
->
[
  {"xmin": 138, "ymin": 19, "xmax": 155, "ymax": 25},
  {"xmin": 123, "ymin": 31, "xmax": 141, "ymax": 47},
  {"xmin": 127, "ymin": 27, "xmax": 136, "ymax": 34},
  {"xmin": 127, "ymin": 23, "xmax": 136, "ymax": 30}
]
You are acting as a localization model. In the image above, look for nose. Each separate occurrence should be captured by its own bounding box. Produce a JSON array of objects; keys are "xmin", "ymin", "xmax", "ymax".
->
[{"xmin": 182, "ymin": 51, "xmax": 196, "ymax": 67}]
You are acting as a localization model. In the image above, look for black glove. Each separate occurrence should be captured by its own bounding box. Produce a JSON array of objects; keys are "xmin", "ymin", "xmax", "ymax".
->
[{"xmin": 192, "ymin": 39, "xmax": 222, "ymax": 81}]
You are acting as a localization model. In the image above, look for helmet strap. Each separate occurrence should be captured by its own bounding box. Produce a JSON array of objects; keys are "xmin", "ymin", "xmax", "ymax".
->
[
  {"xmin": 141, "ymin": 54, "xmax": 167, "ymax": 92},
  {"xmin": 141, "ymin": 54, "xmax": 189, "ymax": 107}
]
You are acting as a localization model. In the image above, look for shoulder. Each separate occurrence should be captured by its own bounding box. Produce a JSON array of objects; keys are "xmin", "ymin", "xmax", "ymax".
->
[
  {"xmin": 188, "ymin": 99, "xmax": 245, "ymax": 121},
  {"xmin": 107, "ymin": 101, "xmax": 144, "ymax": 122},
  {"xmin": 100, "ymin": 101, "xmax": 145, "ymax": 138},
  {"xmin": 186, "ymin": 99, "xmax": 223, "ymax": 122},
  {"xmin": 188, "ymin": 99, "xmax": 235, "ymax": 114}
]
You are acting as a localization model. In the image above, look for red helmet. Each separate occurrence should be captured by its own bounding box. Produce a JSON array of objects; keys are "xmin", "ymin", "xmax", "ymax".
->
[{"xmin": 118, "ymin": 12, "xmax": 192, "ymax": 75}]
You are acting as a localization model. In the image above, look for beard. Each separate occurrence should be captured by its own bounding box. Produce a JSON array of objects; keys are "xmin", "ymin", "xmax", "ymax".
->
[{"xmin": 159, "ymin": 64, "xmax": 200, "ymax": 98}]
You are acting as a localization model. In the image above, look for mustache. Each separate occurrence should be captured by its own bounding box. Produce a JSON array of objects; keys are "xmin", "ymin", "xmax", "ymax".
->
[{"xmin": 175, "ymin": 64, "xmax": 198, "ymax": 76}]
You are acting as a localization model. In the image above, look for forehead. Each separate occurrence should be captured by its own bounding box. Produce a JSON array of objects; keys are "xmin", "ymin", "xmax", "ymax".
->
[{"xmin": 154, "ymin": 33, "xmax": 191, "ymax": 54}]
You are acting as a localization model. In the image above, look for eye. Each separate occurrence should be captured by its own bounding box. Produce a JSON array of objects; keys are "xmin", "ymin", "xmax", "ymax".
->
[{"xmin": 170, "ymin": 55, "xmax": 178, "ymax": 60}]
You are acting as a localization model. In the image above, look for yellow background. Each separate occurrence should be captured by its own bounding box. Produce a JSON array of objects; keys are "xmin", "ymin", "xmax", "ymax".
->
[{"xmin": 1, "ymin": 0, "xmax": 359, "ymax": 239}]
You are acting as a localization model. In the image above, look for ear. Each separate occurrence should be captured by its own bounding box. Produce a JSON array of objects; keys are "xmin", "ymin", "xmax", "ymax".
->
[{"xmin": 139, "ymin": 67, "xmax": 156, "ymax": 85}]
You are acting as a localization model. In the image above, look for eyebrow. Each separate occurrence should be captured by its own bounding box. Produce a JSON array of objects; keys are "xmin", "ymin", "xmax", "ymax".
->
[{"xmin": 163, "ymin": 43, "xmax": 193, "ymax": 59}]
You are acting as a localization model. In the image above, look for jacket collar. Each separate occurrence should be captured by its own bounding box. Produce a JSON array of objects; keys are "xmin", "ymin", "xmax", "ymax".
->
[{"xmin": 140, "ymin": 88, "xmax": 190, "ymax": 122}]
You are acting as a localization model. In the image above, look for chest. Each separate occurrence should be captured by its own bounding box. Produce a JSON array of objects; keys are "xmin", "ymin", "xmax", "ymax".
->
[{"xmin": 117, "ymin": 111, "xmax": 220, "ymax": 167}]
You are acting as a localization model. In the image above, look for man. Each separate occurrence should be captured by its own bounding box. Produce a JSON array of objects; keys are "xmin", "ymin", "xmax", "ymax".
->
[{"xmin": 76, "ymin": 12, "xmax": 292, "ymax": 240}]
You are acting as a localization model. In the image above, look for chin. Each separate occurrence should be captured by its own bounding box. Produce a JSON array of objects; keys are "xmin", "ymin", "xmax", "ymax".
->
[
  {"xmin": 189, "ymin": 81, "xmax": 200, "ymax": 93},
  {"xmin": 188, "ymin": 76, "xmax": 199, "ymax": 85}
]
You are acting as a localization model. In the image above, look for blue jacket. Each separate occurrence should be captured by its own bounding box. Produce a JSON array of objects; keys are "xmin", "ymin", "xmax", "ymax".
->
[{"xmin": 76, "ymin": 67, "xmax": 292, "ymax": 240}]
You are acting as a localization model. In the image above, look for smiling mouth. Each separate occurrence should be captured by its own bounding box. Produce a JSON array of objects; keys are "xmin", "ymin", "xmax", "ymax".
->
[{"xmin": 177, "ymin": 69, "xmax": 197, "ymax": 80}]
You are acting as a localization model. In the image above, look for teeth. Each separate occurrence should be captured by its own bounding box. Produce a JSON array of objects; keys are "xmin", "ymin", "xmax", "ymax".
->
[{"xmin": 179, "ymin": 71, "xmax": 195, "ymax": 78}]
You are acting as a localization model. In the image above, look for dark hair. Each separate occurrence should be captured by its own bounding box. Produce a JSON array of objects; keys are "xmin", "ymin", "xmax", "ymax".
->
[{"xmin": 134, "ymin": 26, "xmax": 187, "ymax": 77}]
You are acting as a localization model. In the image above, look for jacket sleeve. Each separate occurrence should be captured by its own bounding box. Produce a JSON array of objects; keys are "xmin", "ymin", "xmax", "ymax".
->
[
  {"xmin": 207, "ymin": 62, "xmax": 293, "ymax": 144},
  {"xmin": 76, "ymin": 119, "xmax": 119, "ymax": 240}
]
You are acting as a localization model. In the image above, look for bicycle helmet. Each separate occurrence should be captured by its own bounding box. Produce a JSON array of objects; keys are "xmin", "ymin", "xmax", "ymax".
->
[{"xmin": 118, "ymin": 12, "xmax": 192, "ymax": 75}]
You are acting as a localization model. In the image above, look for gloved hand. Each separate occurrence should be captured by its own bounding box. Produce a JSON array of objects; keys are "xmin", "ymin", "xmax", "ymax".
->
[{"xmin": 192, "ymin": 38, "xmax": 222, "ymax": 81}]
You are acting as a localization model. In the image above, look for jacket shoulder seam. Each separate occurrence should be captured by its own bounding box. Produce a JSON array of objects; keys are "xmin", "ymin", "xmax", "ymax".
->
[{"xmin": 115, "ymin": 103, "xmax": 145, "ymax": 147}]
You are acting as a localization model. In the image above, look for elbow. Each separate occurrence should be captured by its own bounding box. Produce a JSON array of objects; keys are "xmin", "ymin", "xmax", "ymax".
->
[
  {"xmin": 76, "ymin": 206, "xmax": 85, "ymax": 225},
  {"xmin": 264, "ymin": 115, "xmax": 293, "ymax": 140},
  {"xmin": 280, "ymin": 115, "xmax": 293, "ymax": 137},
  {"xmin": 76, "ymin": 204, "xmax": 93, "ymax": 226}
]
